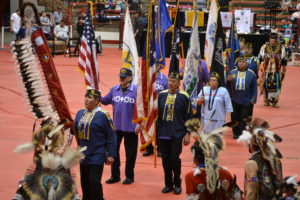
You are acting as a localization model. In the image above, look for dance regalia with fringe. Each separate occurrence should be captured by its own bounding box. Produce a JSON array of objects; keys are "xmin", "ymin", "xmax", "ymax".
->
[
  {"xmin": 185, "ymin": 167, "xmax": 234, "ymax": 200},
  {"xmin": 259, "ymin": 42, "xmax": 286, "ymax": 104},
  {"xmin": 12, "ymin": 3, "xmax": 79, "ymax": 200},
  {"xmin": 244, "ymin": 151, "xmax": 282, "ymax": 200}
]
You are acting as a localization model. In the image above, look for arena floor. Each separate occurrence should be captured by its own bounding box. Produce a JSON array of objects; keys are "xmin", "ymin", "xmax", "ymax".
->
[{"xmin": 0, "ymin": 47, "xmax": 299, "ymax": 199}]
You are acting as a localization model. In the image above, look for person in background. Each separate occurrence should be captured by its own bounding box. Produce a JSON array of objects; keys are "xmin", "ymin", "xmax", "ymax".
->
[
  {"xmin": 197, "ymin": 72, "xmax": 233, "ymax": 134},
  {"xmin": 75, "ymin": 88, "xmax": 116, "ymax": 200},
  {"xmin": 53, "ymin": 7, "xmax": 63, "ymax": 25},
  {"xmin": 77, "ymin": 9, "xmax": 87, "ymax": 38},
  {"xmin": 227, "ymin": 55, "xmax": 257, "ymax": 139},
  {"xmin": 239, "ymin": 37, "xmax": 246, "ymax": 55},
  {"xmin": 143, "ymin": 69, "xmax": 168, "ymax": 157},
  {"xmin": 240, "ymin": 42, "xmax": 259, "ymax": 116},
  {"xmin": 128, "ymin": 0, "xmax": 140, "ymax": 12},
  {"xmin": 243, "ymin": 43, "xmax": 259, "ymax": 79},
  {"xmin": 40, "ymin": 11, "xmax": 51, "ymax": 38},
  {"xmin": 133, "ymin": 12, "xmax": 147, "ymax": 56},
  {"xmin": 54, "ymin": 20, "xmax": 69, "ymax": 41},
  {"xmin": 259, "ymin": 33, "xmax": 287, "ymax": 108},
  {"xmin": 157, "ymin": 72, "xmax": 192, "ymax": 195},
  {"xmin": 102, "ymin": 68, "xmax": 140, "ymax": 185},
  {"xmin": 10, "ymin": 9, "xmax": 21, "ymax": 40}
]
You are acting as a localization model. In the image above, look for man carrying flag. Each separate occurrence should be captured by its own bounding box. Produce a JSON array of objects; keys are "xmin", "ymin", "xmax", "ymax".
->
[
  {"xmin": 102, "ymin": 6, "xmax": 140, "ymax": 185},
  {"xmin": 142, "ymin": 0, "xmax": 172, "ymax": 157}
]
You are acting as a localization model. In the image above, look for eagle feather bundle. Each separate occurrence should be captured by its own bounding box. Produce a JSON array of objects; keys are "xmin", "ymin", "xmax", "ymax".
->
[{"xmin": 11, "ymin": 37, "xmax": 56, "ymax": 119}]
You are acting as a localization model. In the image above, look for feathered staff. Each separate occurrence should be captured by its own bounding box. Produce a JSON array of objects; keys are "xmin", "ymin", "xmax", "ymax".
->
[{"xmin": 10, "ymin": 2, "xmax": 74, "ymax": 130}]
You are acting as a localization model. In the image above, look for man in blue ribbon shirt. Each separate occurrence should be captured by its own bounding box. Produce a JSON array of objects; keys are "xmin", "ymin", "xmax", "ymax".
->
[
  {"xmin": 75, "ymin": 88, "xmax": 116, "ymax": 200},
  {"xmin": 102, "ymin": 68, "xmax": 141, "ymax": 185},
  {"xmin": 227, "ymin": 55, "xmax": 257, "ymax": 139},
  {"xmin": 157, "ymin": 72, "xmax": 192, "ymax": 195}
]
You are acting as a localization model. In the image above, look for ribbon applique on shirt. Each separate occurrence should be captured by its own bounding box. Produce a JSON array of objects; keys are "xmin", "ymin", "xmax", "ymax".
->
[
  {"xmin": 163, "ymin": 93, "xmax": 177, "ymax": 121},
  {"xmin": 236, "ymin": 71, "xmax": 246, "ymax": 90},
  {"xmin": 78, "ymin": 108, "xmax": 99, "ymax": 140}
]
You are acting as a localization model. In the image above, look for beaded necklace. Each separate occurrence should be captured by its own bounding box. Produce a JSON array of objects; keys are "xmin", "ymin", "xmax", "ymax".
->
[{"xmin": 208, "ymin": 87, "xmax": 219, "ymax": 111}]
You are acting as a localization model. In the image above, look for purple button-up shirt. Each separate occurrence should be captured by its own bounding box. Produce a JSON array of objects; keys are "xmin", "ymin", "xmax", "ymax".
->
[{"xmin": 101, "ymin": 83, "xmax": 137, "ymax": 132}]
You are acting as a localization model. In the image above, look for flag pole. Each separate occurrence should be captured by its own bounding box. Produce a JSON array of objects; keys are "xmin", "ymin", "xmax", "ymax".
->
[{"xmin": 153, "ymin": 0, "xmax": 158, "ymax": 168}]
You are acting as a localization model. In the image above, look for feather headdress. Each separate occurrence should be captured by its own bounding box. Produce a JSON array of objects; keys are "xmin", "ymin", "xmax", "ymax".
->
[
  {"xmin": 185, "ymin": 118, "xmax": 227, "ymax": 193},
  {"xmin": 237, "ymin": 117, "xmax": 283, "ymax": 173}
]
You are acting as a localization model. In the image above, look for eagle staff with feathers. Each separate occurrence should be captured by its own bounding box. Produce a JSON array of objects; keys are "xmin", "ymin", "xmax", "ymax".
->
[{"xmin": 11, "ymin": 2, "xmax": 84, "ymax": 200}]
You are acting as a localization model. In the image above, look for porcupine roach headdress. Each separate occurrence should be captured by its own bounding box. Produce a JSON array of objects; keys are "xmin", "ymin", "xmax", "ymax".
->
[
  {"xmin": 10, "ymin": 2, "xmax": 73, "ymax": 128},
  {"xmin": 185, "ymin": 118, "xmax": 227, "ymax": 194},
  {"xmin": 237, "ymin": 117, "xmax": 283, "ymax": 174}
]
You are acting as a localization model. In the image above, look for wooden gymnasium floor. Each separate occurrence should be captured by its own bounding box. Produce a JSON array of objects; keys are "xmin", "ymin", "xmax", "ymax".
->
[{"xmin": 0, "ymin": 47, "xmax": 299, "ymax": 199}]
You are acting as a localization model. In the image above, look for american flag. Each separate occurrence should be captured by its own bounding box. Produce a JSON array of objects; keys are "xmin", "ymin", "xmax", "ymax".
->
[
  {"xmin": 78, "ymin": 5, "xmax": 99, "ymax": 90},
  {"xmin": 133, "ymin": 2, "xmax": 158, "ymax": 151}
]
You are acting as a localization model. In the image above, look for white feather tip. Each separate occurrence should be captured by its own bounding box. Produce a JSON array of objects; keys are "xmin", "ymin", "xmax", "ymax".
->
[
  {"xmin": 14, "ymin": 142, "xmax": 34, "ymax": 153},
  {"xmin": 237, "ymin": 130, "xmax": 252, "ymax": 146}
]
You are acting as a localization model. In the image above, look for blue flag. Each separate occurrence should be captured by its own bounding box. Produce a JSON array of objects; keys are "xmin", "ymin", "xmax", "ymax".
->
[
  {"xmin": 155, "ymin": 0, "xmax": 172, "ymax": 69},
  {"xmin": 226, "ymin": 14, "xmax": 240, "ymax": 71}
]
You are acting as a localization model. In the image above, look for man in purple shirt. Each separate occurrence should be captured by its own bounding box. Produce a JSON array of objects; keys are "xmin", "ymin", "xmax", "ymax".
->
[
  {"xmin": 143, "ymin": 70, "xmax": 168, "ymax": 157},
  {"xmin": 102, "ymin": 68, "xmax": 140, "ymax": 185}
]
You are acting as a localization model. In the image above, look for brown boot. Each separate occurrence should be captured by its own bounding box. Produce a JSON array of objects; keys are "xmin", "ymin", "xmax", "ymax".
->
[
  {"xmin": 264, "ymin": 101, "xmax": 270, "ymax": 106},
  {"xmin": 272, "ymin": 103, "xmax": 279, "ymax": 108}
]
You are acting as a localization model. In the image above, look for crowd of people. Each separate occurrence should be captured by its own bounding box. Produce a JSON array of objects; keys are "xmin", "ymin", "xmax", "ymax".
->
[
  {"xmin": 10, "ymin": 7, "xmax": 68, "ymax": 40},
  {"xmin": 9, "ymin": 2, "xmax": 300, "ymax": 200},
  {"xmin": 71, "ymin": 32, "xmax": 295, "ymax": 200}
]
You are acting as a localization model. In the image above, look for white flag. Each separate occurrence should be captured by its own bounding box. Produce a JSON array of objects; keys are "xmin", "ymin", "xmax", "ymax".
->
[
  {"xmin": 183, "ymin": 10, "xmax": 200, "ymax": 109},
  {"xmin": 122, "ymin": 7, "xmax": 139, "ymax": 85},
  {"xmin": 204, "ymin": 0, "xmax": 218, "ymax": 68}
]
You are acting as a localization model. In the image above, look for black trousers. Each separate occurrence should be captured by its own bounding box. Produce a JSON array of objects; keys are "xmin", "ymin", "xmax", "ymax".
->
[
  {"xmin": 159, "ymin": 138, "xmax": 183, "ymax": 188},
  {"xmin": 80, "ymin": 164, "xmax": 104, "ymax": 200},
  {"xmin": 111, "ymin": 131, "xmax": 138, "ymax": 180},
  {"xmin": 231, "ymin": 101, "xmax": 253, "ymax": 137}
]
